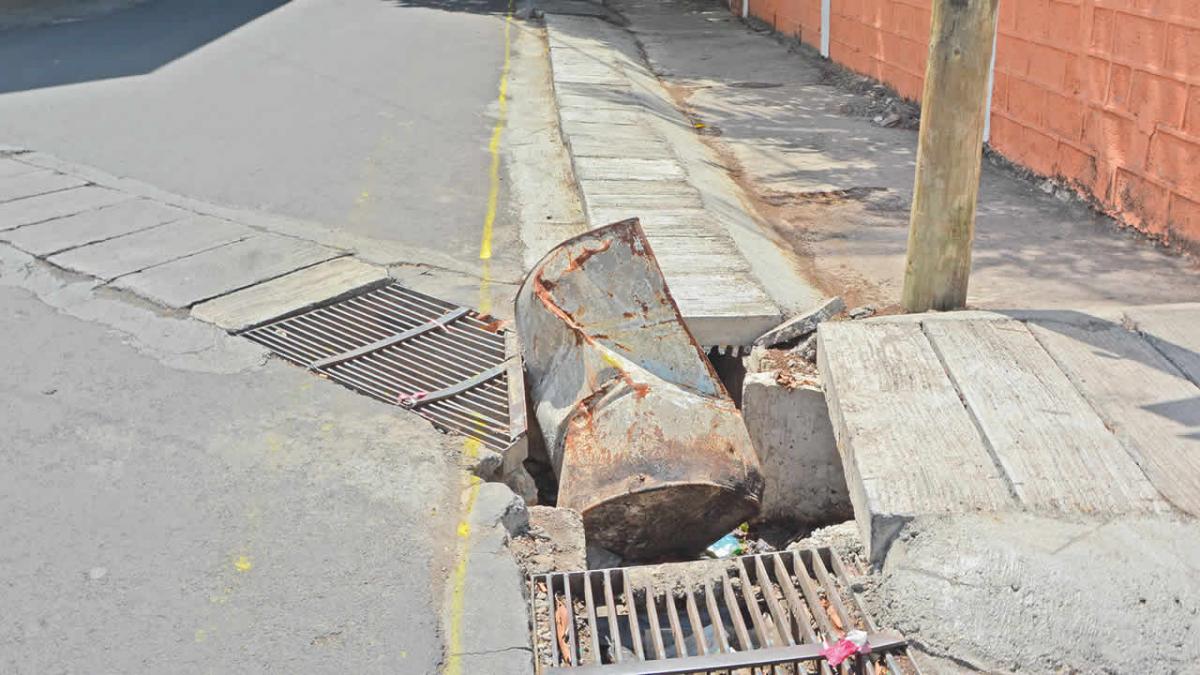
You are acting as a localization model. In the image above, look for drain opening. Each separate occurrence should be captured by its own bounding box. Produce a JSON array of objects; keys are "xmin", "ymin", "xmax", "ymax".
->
[
  {"xmin": 243, "ymin": 281, "xmax": 520, "ymax": 452},
  {"xmin": 530, "ymin": 548, "xmax": 912, "ymax": 674}
]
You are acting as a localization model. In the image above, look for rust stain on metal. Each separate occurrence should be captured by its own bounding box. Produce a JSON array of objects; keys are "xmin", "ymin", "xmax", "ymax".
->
[
  {"xmin": 515, "ymin": 219, "xmax": 764, "ymax": 560},
  {"xmin": 566, "ymin": 239, "xmax": 613, "ymax": 271}
]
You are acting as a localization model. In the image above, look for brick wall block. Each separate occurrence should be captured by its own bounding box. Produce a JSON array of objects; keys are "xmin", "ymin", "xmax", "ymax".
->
[
  {"xmin": 1147, "ymin": 130, "xmax": 1200, "ymax": 198},
  {"xmin": 1168, "ymin": 193, "xmax": 1200, "ymax": 249},
  {"xmin": 1112, "ymin": 14, "xmax": 1166, "ymax": 70},
  {"xmin": 1114, "ymin": 169, "xmax": 1170, "ymax": 234}
]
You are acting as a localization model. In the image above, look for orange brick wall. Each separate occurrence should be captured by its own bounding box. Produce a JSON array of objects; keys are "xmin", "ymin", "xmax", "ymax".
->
[{"xmin": 741, "ymin": 0, "xmax": 1200, "ymax": 251}]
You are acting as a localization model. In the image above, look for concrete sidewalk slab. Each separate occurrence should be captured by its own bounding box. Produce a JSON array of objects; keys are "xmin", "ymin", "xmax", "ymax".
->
[
  {"xmin": 191, "ymin": 257, "xmax": 389, "ymax": 332},
  {"xmin": 818, "ymin": 320, "xmax": 1016, "ymax": 561},
  {"xmin": 0, "ymin": 185, "xmax": 130, "ymax": 232},
  {"xmin": 0, "ymin": 170, "xmax": 86, "ymax": 203},
  {"xmin": 3, "ymin": 199, "xmax": 187, "ymax": 256},
  {"xmin": 113, "ymin": 234, "xmax": 343, "ymax": 308},
  {"xmin": 543, "ymin": 10, "xmax": 830, "ymax": 345},
  {"xmin": 49, "ymin": 215, "xmax": 251, "ymax": 281},
  {"xmin": 819, "ymin": 306, "xmax": 1200, "ymax": 562},
  {"xmin": 0, "ymin": 157, "xmax": 41, "ymax": 179},
  {"xmin": 609, "ymin": 0, "xmax": 1200, "ymax": 310}
]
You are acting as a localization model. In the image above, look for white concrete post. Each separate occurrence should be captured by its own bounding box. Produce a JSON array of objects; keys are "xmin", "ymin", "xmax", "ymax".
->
[
  {"xmin": 982, "ymin": 2, "xmax": 999, "ymax": 143},
  {"xmin": 820, "ymin": 0, "xmax": 831, "ymax": 57},
  {"xmin": 742, "ymin": 0, "xmax": 749, "ymax": 20}
]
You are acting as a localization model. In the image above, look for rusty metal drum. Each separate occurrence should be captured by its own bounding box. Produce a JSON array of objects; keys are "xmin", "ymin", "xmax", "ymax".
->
[{"xmin": 514, "ymin": 219, "xmax": 764, "ymax": 560}]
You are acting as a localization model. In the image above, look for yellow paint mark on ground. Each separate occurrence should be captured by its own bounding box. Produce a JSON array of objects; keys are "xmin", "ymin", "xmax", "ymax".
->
[
  {"xmin": 443, "ymin": 475, "xmax": 483, "ymax": 675},
  {"xmin": 320, "ymin": 421, "xmax": 335, "ymax": 433},
  {"xmin": 478, "ymin": 9, "xmax": 513, "ymax": 262},
  {"xmin": 233, "ymin": 555, "xmax": 253, "ymax": 573},
  {"xmin": 194, "ymin": 629, "xmax": 207, "ymax": 642},
  {"xmin": 444, "ymin": 4, "xmax": 514, "ymax": 673}
]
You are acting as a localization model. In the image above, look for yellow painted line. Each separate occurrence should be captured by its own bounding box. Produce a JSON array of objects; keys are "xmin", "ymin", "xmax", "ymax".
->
[
  {"xmin": 478, "ymin": 7, "xmax": 514, "ymax": 262},
  {"xmin": 444, "ymin": 2, "xmax": 514, "ymax": 671}
]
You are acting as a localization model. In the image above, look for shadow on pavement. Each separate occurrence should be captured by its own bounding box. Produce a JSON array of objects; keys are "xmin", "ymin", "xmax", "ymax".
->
[{"xmin": 0, "ymin": 0, "xmax": 289, "ymax": 95}]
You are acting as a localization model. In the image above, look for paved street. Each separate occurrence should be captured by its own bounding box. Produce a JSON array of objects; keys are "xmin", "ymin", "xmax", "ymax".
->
[
  {"xmin": 0, "ymin": 252, "xmax": 458, "ymax": 672},
  {"xmin": 0, "ymin": 0, "xmax": 527, "ymax": 672},
  {"xmin": 0, "ymin": 0, "xmax": 518, "ymax": 268}
]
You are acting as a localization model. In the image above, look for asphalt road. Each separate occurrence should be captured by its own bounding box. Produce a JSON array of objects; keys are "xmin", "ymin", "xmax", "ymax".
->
[
  {"xmin": 0, "ymin": 0, "xmax": 517, "ymax": 266},
  {"xmin": 0, "ymin": 279, "xmax": 459, "ymax": 672},
  {"xmin": 0, "ymin": 0, "xmax": 524, "ymax": 671}
]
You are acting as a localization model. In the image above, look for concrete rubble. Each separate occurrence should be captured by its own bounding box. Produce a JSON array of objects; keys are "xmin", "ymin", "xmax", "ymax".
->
[
  {"xmin": 510, "ymin": 506, "xmax": 588, "ymax": 575},
  {"xmin": 754, "ymin": 296, "xmax": 844, "ymax": 347},
  {"xmin": 742, "ymin": 372, "xmax": 851, "ymax": 525}
]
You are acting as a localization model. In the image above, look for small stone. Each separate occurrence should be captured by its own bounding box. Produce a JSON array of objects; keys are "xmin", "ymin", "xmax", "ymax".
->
[
  {"xmin": 1039, "ymin": 179, "xmax": 1056, "ymax": 194},
  {"xmin": 848, "ymin": 305, "xmax": 875, "ymax": 320},
  {"xmin": 1054, "ymin": 188, "xmax": 1073, "ymax": 202},
  {"xmin": 86, "ymin": 566, "xmax": 107, "ymax": 581},
  {"xmin": 743, "ymin": 344, "xmax": 769, "ymax": 373},
  {"xmin": 879, "ymin": 113, "xmax": 903, "ymax": 128},
  {"xmin": 792, "ymin": 334, "xmax": 818, "ymax": 362},
  {"xmin": 41, "ymin": 388, "xmax": 57, "ymax": 395}
]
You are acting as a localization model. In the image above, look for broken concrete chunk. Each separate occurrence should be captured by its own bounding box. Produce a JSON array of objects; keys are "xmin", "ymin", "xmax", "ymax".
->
[
  {"xmin": 511, "ymin": 506, "xmax": 587, "ymax": 575},
  {"xmin": 754, "ymin": 296, "xmax": 844, "ymax": 347},
  {"xmin": 744, "ymin": 344, "xmax": 769, "ymax": 373},
  {"xmin": 471, "ymin": 482, "xmax": 530, "ymax": 536},
  {"xmin": 742, "ymin": 372, "xmax": 852, "ymax": 525},
  {"xmin": 794, "ymin": 333, "xmax": 817, "ymax": 362}
]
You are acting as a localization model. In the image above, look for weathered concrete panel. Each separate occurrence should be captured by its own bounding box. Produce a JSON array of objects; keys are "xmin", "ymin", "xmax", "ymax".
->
[
  {"xmin": 191, "ymin": 257, "xmax": 390, "ymax": 331},
  {"xmin": 925, "ymin": 319, "xmax": 1164, "ymax": 513},
  {"xmin": 49, "ymin": 215, "xmax": 251, "ymax": 280},
  {"xmin": 0, "ymin": 185, "xmax": 130, "ymax": 232},
  {"xmin": 1029, "ymin": 317, "xmax": 1200, "ymax": 517},
  {"xmin": 4, "ymin": 199, "xmax": 187, "ymax": 256},
  {"xmin": 114, "ymin": 234, "xmax": 343, "ymax": 308},
  {"xmin": 818, "ymin": 321, "xmax": 1016, "ymax": 562},
  {"xmin": 0, "ymin": 170, "xmax": 86, "ymax": 203},
  {"xmin": 742, "ymin": 372, "xmax": 851, "ymax": 524}
]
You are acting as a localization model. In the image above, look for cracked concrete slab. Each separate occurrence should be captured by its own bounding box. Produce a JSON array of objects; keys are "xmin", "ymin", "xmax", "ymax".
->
[
  {"xmin": 0, "ymin": 170, "xmax": 87, "ymax": 203},
  {"xmin": 111, "ymin": 234, "xmax": 343, "ymax": 309},
  {"xmin": 2, "ymin": 198, "xmax": 187, "ymax": 256},
  {"xmin": 191, "ymin": 257, "xmax": 391, "ymax": 332},
  {"xmin": 48, "ymin": 215, "xmax": 252, "ymax": 281},
  {"xmin": 0, "ymin": 185, "xmax": 130, "ymax": 232}
]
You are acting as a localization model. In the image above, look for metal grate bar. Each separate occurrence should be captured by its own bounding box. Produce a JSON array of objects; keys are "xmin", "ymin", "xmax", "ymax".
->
[
  {"xmin": 530, "ymin": 550, "xmax": 915, "ymax": 674},
  {"xmin": 243, "ymin": 281, "xmax": 518, "ymax": 451},
  {"xmin": 308, "ymin": 307, "xmax": 470, "ymax": 370},
  {"xmin": 408, "ymin": 360, "xmax": 509, "ymax": 409}
]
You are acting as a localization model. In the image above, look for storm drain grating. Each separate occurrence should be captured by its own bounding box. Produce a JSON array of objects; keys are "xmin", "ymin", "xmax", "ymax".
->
[
  {"xmin": 243, "ymin": 282, "xmax": 520, "ymax": 451},
  {"xmin": 529, "ymin": 548, "xmax": 915, "ymax": 675}
]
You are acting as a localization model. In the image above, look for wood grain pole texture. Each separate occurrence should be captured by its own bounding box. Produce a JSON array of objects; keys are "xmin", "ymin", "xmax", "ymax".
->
[{"xmin": 901, "ymin": 0, "xmax": 1000, "ymax": 312}]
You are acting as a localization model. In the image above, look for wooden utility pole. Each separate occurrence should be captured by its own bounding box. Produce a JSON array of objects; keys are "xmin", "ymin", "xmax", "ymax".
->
[{"xmin": 901, "ymin": 0, "xmax": 1000, "ymax": 312}]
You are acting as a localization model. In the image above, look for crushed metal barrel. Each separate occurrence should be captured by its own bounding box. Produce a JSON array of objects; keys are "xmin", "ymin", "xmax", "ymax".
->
[{"xmin": 514, "ymin": 219, "xmax": 764, "ymax": 560}]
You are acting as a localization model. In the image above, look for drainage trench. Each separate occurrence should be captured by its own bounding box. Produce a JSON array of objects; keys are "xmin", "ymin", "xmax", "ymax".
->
[{"xmin": 238, "ymin": 230, "xmax": 897, "ymax": 673}]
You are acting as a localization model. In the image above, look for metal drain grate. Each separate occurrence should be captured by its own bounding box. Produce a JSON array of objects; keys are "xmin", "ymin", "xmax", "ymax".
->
[
  {"xmin": 243, "ymin": 282, "xmax": 520, "ymax": 451},
  {"xmin": 529, "ymin": 548, "xmax": 914, "ymax": 675}
]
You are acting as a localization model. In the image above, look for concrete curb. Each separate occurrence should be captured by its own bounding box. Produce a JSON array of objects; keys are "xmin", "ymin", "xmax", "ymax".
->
[
  {"xmin": 538, "ymin": 3, "xmax": 830, "ymax": 347},
  {"xmin": 9, "ymin": 149, "xmax": 483, "ymax": 278},
  {"xmin": 540, "ymin": 10, "xmax": 786, "ymax": 349},
  {"xmin": 443, "ymin": 482, "xmax": 534, "ymax": 674}
]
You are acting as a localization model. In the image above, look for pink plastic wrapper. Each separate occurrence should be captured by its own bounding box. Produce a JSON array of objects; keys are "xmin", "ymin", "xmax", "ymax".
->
[
  {"xmin": 397, "ymin": 391, "xmax": 428, "ymax": 407},
  {"xmin": 820, "ymin": 629, "xmax": 871, "ymax": 666}
]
